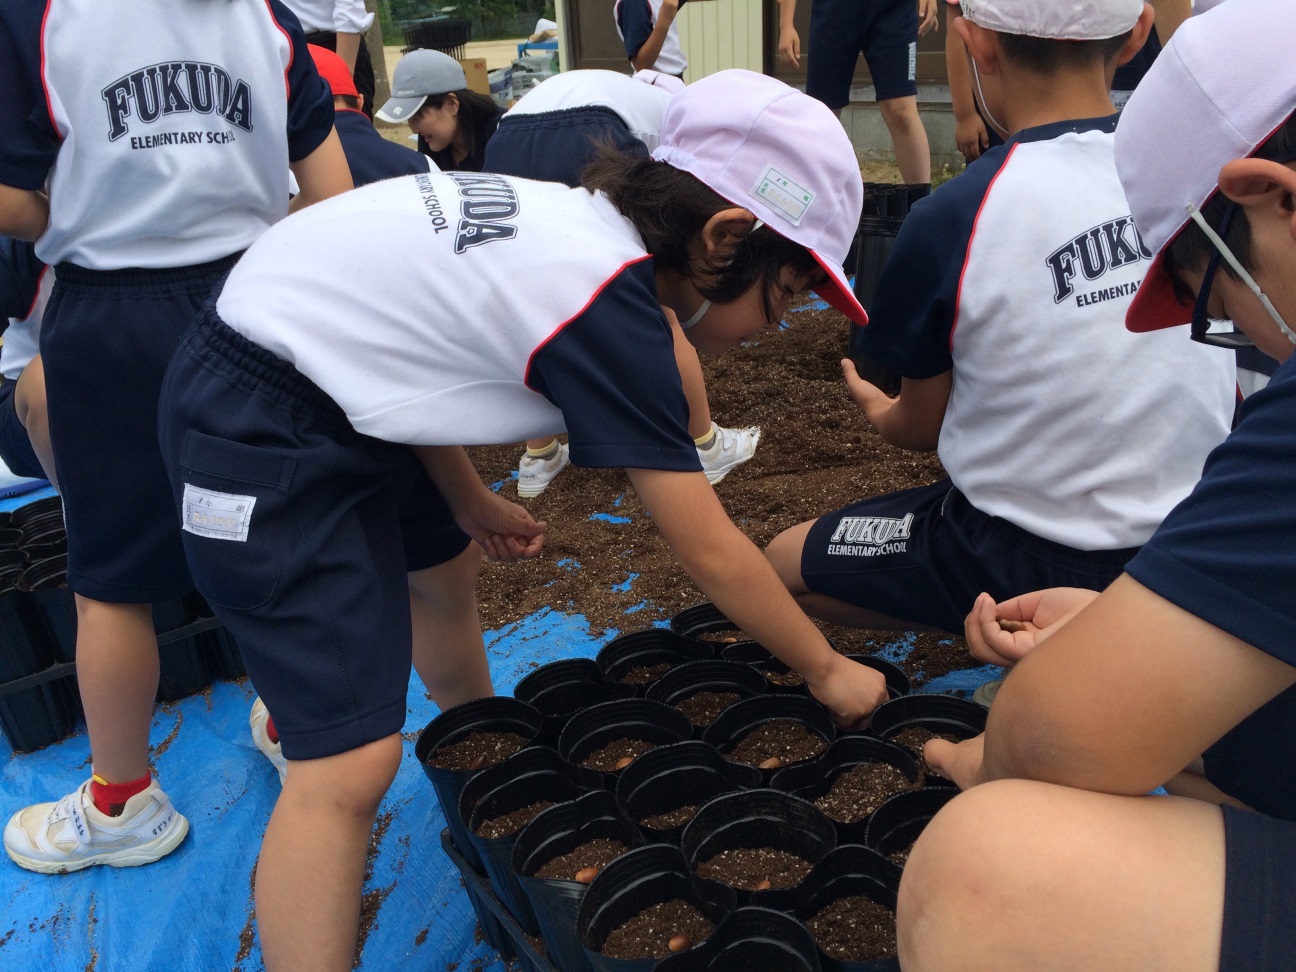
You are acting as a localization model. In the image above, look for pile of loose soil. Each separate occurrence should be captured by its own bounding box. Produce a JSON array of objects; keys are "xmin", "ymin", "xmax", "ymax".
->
[
  {"xmin": 640, "ymin": 804, "xmax": 700, "ymax": 830},
  {"xmin": 674, "ymin": 690, "xmax": 741, "ymax": 726},
  {"xmin": 695, "ymin": 847, "xmax": 813, "ymax": 891},
  {"xmin": 579, "ymin": 738, "xmax": 655, "ymax": 772},
  {"xmin": 814, "ymin": 763, "xmax": 914, "ymax": 823},
  {"xmin": 601, "ymin": 899, "xmax": 715, "ymax": 959},
  {"xmin": 474, "ymin": 800, "xmax": 555, "ymax": 840},
  {"xmin": 466, "ymin": 298, "xmax": 974, "ymax": 687},
  {"xmin": 725, "ymin": 719, "xmax": 827, "ymax": 768},
  {"xmin": 807, "ymin": 895, "xmax": 898, "ymax": 962},
  {"xmin": 533, "ymin": 839, "xmax": 628, "ymax": 881},
  {"xmin": 428, "ymin": 731, "xmax": 530, "ymax": 771}
]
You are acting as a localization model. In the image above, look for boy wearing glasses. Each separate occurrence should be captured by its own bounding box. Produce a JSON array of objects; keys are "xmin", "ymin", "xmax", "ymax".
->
[
  {"xmin": 766, "ymin": 0, "xmax": 1235, "ymax": 645},
  {"xmin": 901, "ymin": 2, "xmax": 1296, "ymax": 970}
]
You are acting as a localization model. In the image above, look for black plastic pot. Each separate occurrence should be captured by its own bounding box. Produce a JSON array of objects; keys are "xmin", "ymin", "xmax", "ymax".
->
[
  {"xmin": 0, "ymin": 577, "xmax": 77, "ymax": 753},
  {"xmin": 0, "ymin": 527, "xmax": 23, "ymax": 549},
  {"xmin": 768, "ymin": 736, "xmax": 919, "ymax": 845},
  {"xmin": 760, "ymin": 844, "xmax": 902, "ymax": 971},
  {"xmin": 843, "ymin": 655, "xmax": 910, "ymax": 700},
  {"xmin": 595, "ymin": 629, "xmax": 713, "ymax": 691},
  {"xmin": 461, "ymin": 746, "xmax": 605, "ymax": 935},
  {"xmin": 514, "ymin": 658, "xmax": 637, "ymax": 747},
  {"xmin": 654, "ymin": 906, "xmax": 824, "ymax": 972},
  {"xmin": 669, "ymin": 602, "xmax": 738, "ymax": 641},
  {"xmin": 756, "ymin": 659, "xmax": 809, "ymax": 696},
  {"xmin": 680, "ymin": 790, "xmax": 838, "ymax": 905},
  {"xmin": 870, "ymin": 694, "xmax": 987, "ymax": 744},
  {"xmin": 558, "ymin": 698, "xmax": 694, "ymax": 790},
  {"xmin": 615, "ymin": 741, "xmax": 763, "ymax": 845},
  {"xmin": 0, "ymin": 576, "xmax": 51, "ymax": 675},
  {"xmin": 863, "ymin": 787, "xmax": 959, "ymax": 865},
  {"xmin": 576, "ymin": 843, "xmax": 736, "ymax": 972},
  {"xmin": 16, "ymin": 512, "xmax": 64, "ymax": 542},
  {"xmin": 10, "ymin": 496, "xmax": 62, "ymax": 529},
  {"xmin": 0, "ymin": 548, "xmax": 25, "ymax": 572},
  {"xmin": 512, "ymin": 790, "xmax": 646, "ymax": 972},
  {"xmin": 644, "ymin": 660, "xmax": 767, "ymax": 733},
  {"xmin": 150, "ymin": 597, "xmax": 210, "ymax": 702},
  {"xmin": 719, "ymin": 641, "xmax": 774, "ymax": 665},
  {"xmin": 17, "ymin": 556, "xmax": 75, "ymax": 664},
  {"xmin": 703, "ymin": 695, "xmax": 837, "ymax": 782},
  {"xmin": 414, "ymin": 696, "xmax": 546, "ymax": 871},
  {"xmin": 186, "ymin": 593, "xmax": 247, "ymax": 680}
]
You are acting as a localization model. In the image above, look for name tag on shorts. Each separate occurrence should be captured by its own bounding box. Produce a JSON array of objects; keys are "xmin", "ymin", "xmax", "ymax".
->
[{"xmin": 182, "ymin": 483, "xmax": 256, "ymax": 542}]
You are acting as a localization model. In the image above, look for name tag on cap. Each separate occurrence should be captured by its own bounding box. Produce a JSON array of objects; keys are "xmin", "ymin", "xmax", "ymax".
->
[
  {"xmin": 182, "ymin": 483, "xmax": 256, "ymax": 542},
  {"xmin": 752, "ymin": 166, "xmax": 814, "ymax": 226}
]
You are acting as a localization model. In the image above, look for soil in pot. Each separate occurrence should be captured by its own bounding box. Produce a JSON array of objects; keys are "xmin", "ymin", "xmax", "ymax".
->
[
  {"xmin": 475, "ymin": 799, "xmax": 556, "ymax": 839},
  {"xmin": 674, "ymin": 691, "xmax": 742, "ymax": 727},
  {"xmin": 725, "ymin": 720, "xmax": 827, "ymax": 769},
  {"xmin": 581, "ymin": 738, "xmax": 656, "ymax": 772},
  {"xmin": 814, "ymin": 763, "xmax": 915, "ymax": 824},
  {"xmin": 640, "ymin": 804, "xmax": 701, "ymax": 830},
  {"xmin": 601, "ymin": 899, "xmax": 716, "ymax": 960},
  {"xmin": 889, "ymin": 727, "xmax": 961, "ymax": 781},
  {"xmin": 763, "ymin": 668, "xmax": 805, "ymax": 688},
  {"xmin": 533, "ymin": 838, "xmax": 629, "ymax": 881},
  {"xmin": 888, "ymin": 842, "xmax": 916, "ymax": 867},
  {"xmin": 618, "ymin": 662, "xmax": 674, "ymax": 686},
  {"xmin": 696, "ymin": 847, "xmax": 813, "ymax": 892},
  {"xmin": 806, "ymin": 895, "xmax": 897, "ymax": 963},
  {"xmin": 427, "ymin": 730, "xmax": 530, "ymax": 771}
]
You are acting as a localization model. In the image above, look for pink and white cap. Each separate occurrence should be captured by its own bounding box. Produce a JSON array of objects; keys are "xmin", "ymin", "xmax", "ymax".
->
[
  {"xmin": 959, "ymin": 0, "xmax": 1143, "ymax": 40},
  {"xmin": 651, "ymin": 70, "xmax": 867, "ymax": 327},
  {"xmin": 1118, "ymin": 0, "xmax": 1296, "ymax": 332}
]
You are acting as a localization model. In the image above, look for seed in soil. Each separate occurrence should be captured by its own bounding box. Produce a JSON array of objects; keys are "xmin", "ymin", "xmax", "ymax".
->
[
  {"xmin": 668, "ymin": 934, "xmax": 691, "ymax": 952},
  {"xmin": 474, "ymin": 800, "xmax": 555, "ymax": 839},
  {"xmin": 581, "ymin": 738, "xmax": 656, "ymax": 772},
  {"xmin": 674, "ymin": 690, "xmax": 741, "ymax": 726},
  {"xmin": 806, "ymin": 895, "xmax": 897, "ymax": 962},
  {"xmin": 889, "ymin": 726, "xmax": 961, "ymax": 780},
  {"xmin": 533, "ymin": 838, "xmax": 629, "ymax": 881},
  {"xmin": 619, "ymin": 662, "xmax": 673, "ymax": 685},
  {"xmin": 763, "ymin": 668, "xmax": 805, "ymax": 687},
  {"xmin": 640, "ymin": 804, "xmax": 700, "ymax": 830},
  {"xmin": 601, "ymin": 899, "xmax": 715, "ymax": 960},
  {"xmin": 725, "ymin": 719, "xmax": 827, "ymax": 767},
  {"xmin": 428, "ymin": 730, "xmax": 530, "ymax": 771},
  {"xmin": 695, "ymin": 847, "xmax": 812, "ymax": 891},
  {"xmin": 692, "ymin": 631, "xmax": 746, "ymax": 644},
  {"xmin": 814, "ymin": 763, "xmax": 913, "ymax": 823}
]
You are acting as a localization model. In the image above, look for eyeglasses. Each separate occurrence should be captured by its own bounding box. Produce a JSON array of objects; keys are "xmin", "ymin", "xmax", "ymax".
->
[{"xmin": 1186, "ymin": 200, "xmax": 1296, "ymax": 349}]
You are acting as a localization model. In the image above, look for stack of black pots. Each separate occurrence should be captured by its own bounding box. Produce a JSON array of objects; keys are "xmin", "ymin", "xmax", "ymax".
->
[
  {"xmin": 0, "ymin": 495, "xmax": 247, "ymax": 752},
  {"xmin": 415, "ymin": 603, "xmax": 988, "ymax": 972}
]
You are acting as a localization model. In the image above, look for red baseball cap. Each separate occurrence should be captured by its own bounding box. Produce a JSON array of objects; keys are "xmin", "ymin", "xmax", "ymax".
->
[{"xmin": 308, "ymin": 44, "xmax": 359, "ymax": 101}]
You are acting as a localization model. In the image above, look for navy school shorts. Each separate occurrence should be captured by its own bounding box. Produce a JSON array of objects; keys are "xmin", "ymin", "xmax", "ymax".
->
[
  {"xmin": 157, "ymin": 308, "xmax": 471, "ymax": 760},
  {"xmin": 1220, "ymin": 805, "xmax": 1296, "ymax": 972},
  {"xmin": 40, "ymin": 256, "xmax": 240, "ymax": 602},
  {"xmin": 0, "ymin": 379, "xmax": 44, "ymax": 480},
  {"xmin": 799, "ymin": 480, "xmax": 1139, "ymax": 634},
  {"xmin": 806, "ymin": 0, "xmax": 919, "ymax": 109},
  {"xmin": 483, "ymin": 105, "xmax": 649, "ymax": 188}
]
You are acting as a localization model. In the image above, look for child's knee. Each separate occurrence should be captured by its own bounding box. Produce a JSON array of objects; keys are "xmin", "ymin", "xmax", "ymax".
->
[
  {"xmin": 287, "ymin": 734, "xmax": 403, "ymax": 816},
  {"xmin": 765, "ymin": 523, "xmax": 811, "ymax": 592},
  {"xmin": 879, "ymin": 97, "xmax": 921, "ymax": 132}
]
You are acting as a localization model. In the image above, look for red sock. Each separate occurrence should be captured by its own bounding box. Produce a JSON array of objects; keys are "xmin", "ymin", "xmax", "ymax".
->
[
  {"xmin": 265, "ymin": 715, "xmax": 279, "ymax": 744},
  {"xmin": 90, "ymin": 773, "xmax": 151, "ymax": 817}
]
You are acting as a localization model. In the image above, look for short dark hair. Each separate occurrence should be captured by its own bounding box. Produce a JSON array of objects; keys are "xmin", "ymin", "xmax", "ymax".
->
[
  {"xmin": 425, "ymin": 88, "xmax": 499, "ymax": 159},
  {"xmin": 334, "ymin": 94, "xmax": 360, "ymax": 111},
  {"xmin": 997, "ymin": 30, "xmax": 1132, "ymax": 73},
  {"xmin": 581, "ymin": 143, "xmax": 820, "ymax": 327},
  {"xmin": 1163, "ymin": 112, "xmax": 1296, "ymax": 304}
]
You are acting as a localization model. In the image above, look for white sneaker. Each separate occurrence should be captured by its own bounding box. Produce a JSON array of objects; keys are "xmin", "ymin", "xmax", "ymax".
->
[
  {"xmin": 249, "ymin": 696, "xmax": 288, "ymax": 785},
  {"xmin": 517, "ymin": 442, "xmax": 570, "ymax": 498},
  {"xmin": 697, "ymin": 424, "xmax": 761, "ymax": 484},
  {"xmin": 4, "ymin": 779, "xmax": 189, "ymax": 874}
]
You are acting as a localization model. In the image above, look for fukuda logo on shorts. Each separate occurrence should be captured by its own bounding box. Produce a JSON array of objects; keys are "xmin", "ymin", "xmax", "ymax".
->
[
  {"xmin": 102, "ymin": 62, "xmax": 253, "ymax": 142},
  {"xmin": 448, "ymin": 173, "xmax": 519, "ymax": 253},
  {"xmin": 826, "ymin": 514, "xmax": 913, "ymax": 557},
  {"xmin": 1046, "ymin": 216, "xmax": 1152, "ymax": 305}
]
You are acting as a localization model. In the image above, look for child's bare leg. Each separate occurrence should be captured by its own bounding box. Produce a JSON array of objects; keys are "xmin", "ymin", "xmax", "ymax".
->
[
  {"xmin": 898, "ymin": 779, "xmax": 1225, "ymax": 972},
  {"xmin": 258, "ymin": 735, "xmax": 402, "ymax": 972},
  {"xmin": 878, "ymin": 95, "xmax": 931, "ymax": 186},
  {"xmin": 408, "ymin": 544, "xmax": 493, "ymax": 708},
  {"xmin": 14, "ymin": 355, "xmax": 57, "ymax": 486},
  {"xmin": 74, "ymin": 597, "xmax": 158, "ymax": 783}
]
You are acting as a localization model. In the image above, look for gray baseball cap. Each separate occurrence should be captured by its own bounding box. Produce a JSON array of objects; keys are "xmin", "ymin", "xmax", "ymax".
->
[{"xmin": 376, "ymin": 49, "xmax": 467, "ymax": 122}]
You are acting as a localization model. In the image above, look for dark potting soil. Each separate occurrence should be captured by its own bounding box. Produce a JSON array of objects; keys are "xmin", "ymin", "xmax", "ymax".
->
[
  {"xmin": 474, "ymin": 800, "xmax": 555, "ymax": 839},
  {"xmin": 890, "ymin": 727, "xmax": 961, "ymax": 781},
  {"xmin": 532, "ymin": 838, "xmax": 629, "ymax": 880},
  {"xmin": 725, "ymin": 719, "xmax": 827, "ymax": 768},
  {"xmin": 468, "ymin": 298, "xmax": 973, "ymax": 683},
  {"xmin": 619, "ymin": 662, "xmax": 673, "ymax": 686},
  {"xmin": 763, "ymin": 668, "xmax": 805, "ymax": 687},
  {"xmin": 640, "ymin": 804, "xmax": 700, "ymax": 830},
  {"xmin": 814, "ymin": 762, "xmax": 914, "ymax": 823},
  {"xmin": 695, "ymin": 847, "xmax": 813, "ymax": 891},
  {"xmin": 692, "ymin": 632, "xmax": 747, "ymax": 644},
  {"xmin": 427, "ymin": 731, "xmax": 530, "ymax": 771},
  {"xmin": 806, "ymin": 895, "xmax": 898, "ymax": 963},
  {"xmin": 580, "ymin": 738, "xmax": 656, "ymax": 772},
  {"xmin": 674, "ymin": 690, "xmax": 741, "ymax": 726},
  {"xmin": 600, "ymin": 899, "xmax": 716, "ymax": 960},
  {"xmin": 889, "ymin": 843, "xmax": 916, "ymax": 867}
]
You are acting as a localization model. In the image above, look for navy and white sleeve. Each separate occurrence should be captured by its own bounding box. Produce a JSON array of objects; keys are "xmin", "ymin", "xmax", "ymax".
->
[
  {"xmin": 268, "ymin": 0, "xmax": 336, "ymax": 162},
  {"xmin": 617, "ymin": 0, "xmax": 655, "ymax": 60},
  {"xmin": 0, "ymin": 3, "xmax": 58, "ymax": 191},
  {"xmin": 526, "ymin": 258, "xmax": 700, "ymax": 472},
  {"xmin": 0, "ymin": 237, "xmax": 45, "ymax": 321}
]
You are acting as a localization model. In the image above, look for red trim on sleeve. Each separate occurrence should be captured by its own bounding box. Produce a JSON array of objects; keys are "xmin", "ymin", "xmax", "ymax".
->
[
  {"xmin": 523, "ymin": 254, "xmax": 655, "ymax": 390},
  {"xmin": 948, "ymin": 142, "xmax": 1017, "ymax": 353},
  {"xmin": 38, "ymin": 0, "xmax": 63, "ymax": 142},
  {"xmin": 22, "ymin": 265, "xmax": 49, "ymax": 322},
  {"xmin": 263, "ymin": 0, "xmax": 293, "ymax": 98}
]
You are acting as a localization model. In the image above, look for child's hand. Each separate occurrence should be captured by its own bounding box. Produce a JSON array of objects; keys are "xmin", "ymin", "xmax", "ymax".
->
[
  {"xmin": 918, "ymin": 0, "xmax": 940, "ymax": 36},
  {"xmin": 963, "ymin": 588, "xmax": 1100, "ymax": 667},
  {"xmin": 841, "ymin": 358, "xmax": 896, "ymax": 428},
  {"xmin": 956, "ymin": 113, "xmax": 990, "ymax": 161},
  {"xmin": 924, "ymin": 733, "xmax": 986, "ymax": 790},
  {"xmin": 805, "ymin": 654, "xmax": 890, "ymax": 729},
  {"xmin": 778, "ymin": 24, "xmax": 801, "ymax": 68},
  {"xmin": 453, "ymin": 492, "xmax": 547, "ymax": 563}
]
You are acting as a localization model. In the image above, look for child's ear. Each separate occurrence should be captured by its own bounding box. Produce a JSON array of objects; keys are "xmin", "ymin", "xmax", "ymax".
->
[
  {"xmin": 1114, "ymin": 4, "xmax": 1156, "ymax": 68},
  {"xmin": 700, "ymin": 207, "xmax": 759, "ymax": 264},
  {"xmin": 954, "ymin": 18, "xmax": 998, "ymax": 75},
  {"xmin": 1218, "ymin": 158, "xmax": 1296, "ymax": 206},
  {"xmin": 446, "ymin": 93, "xmax": 460, "ymax": 116}
]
